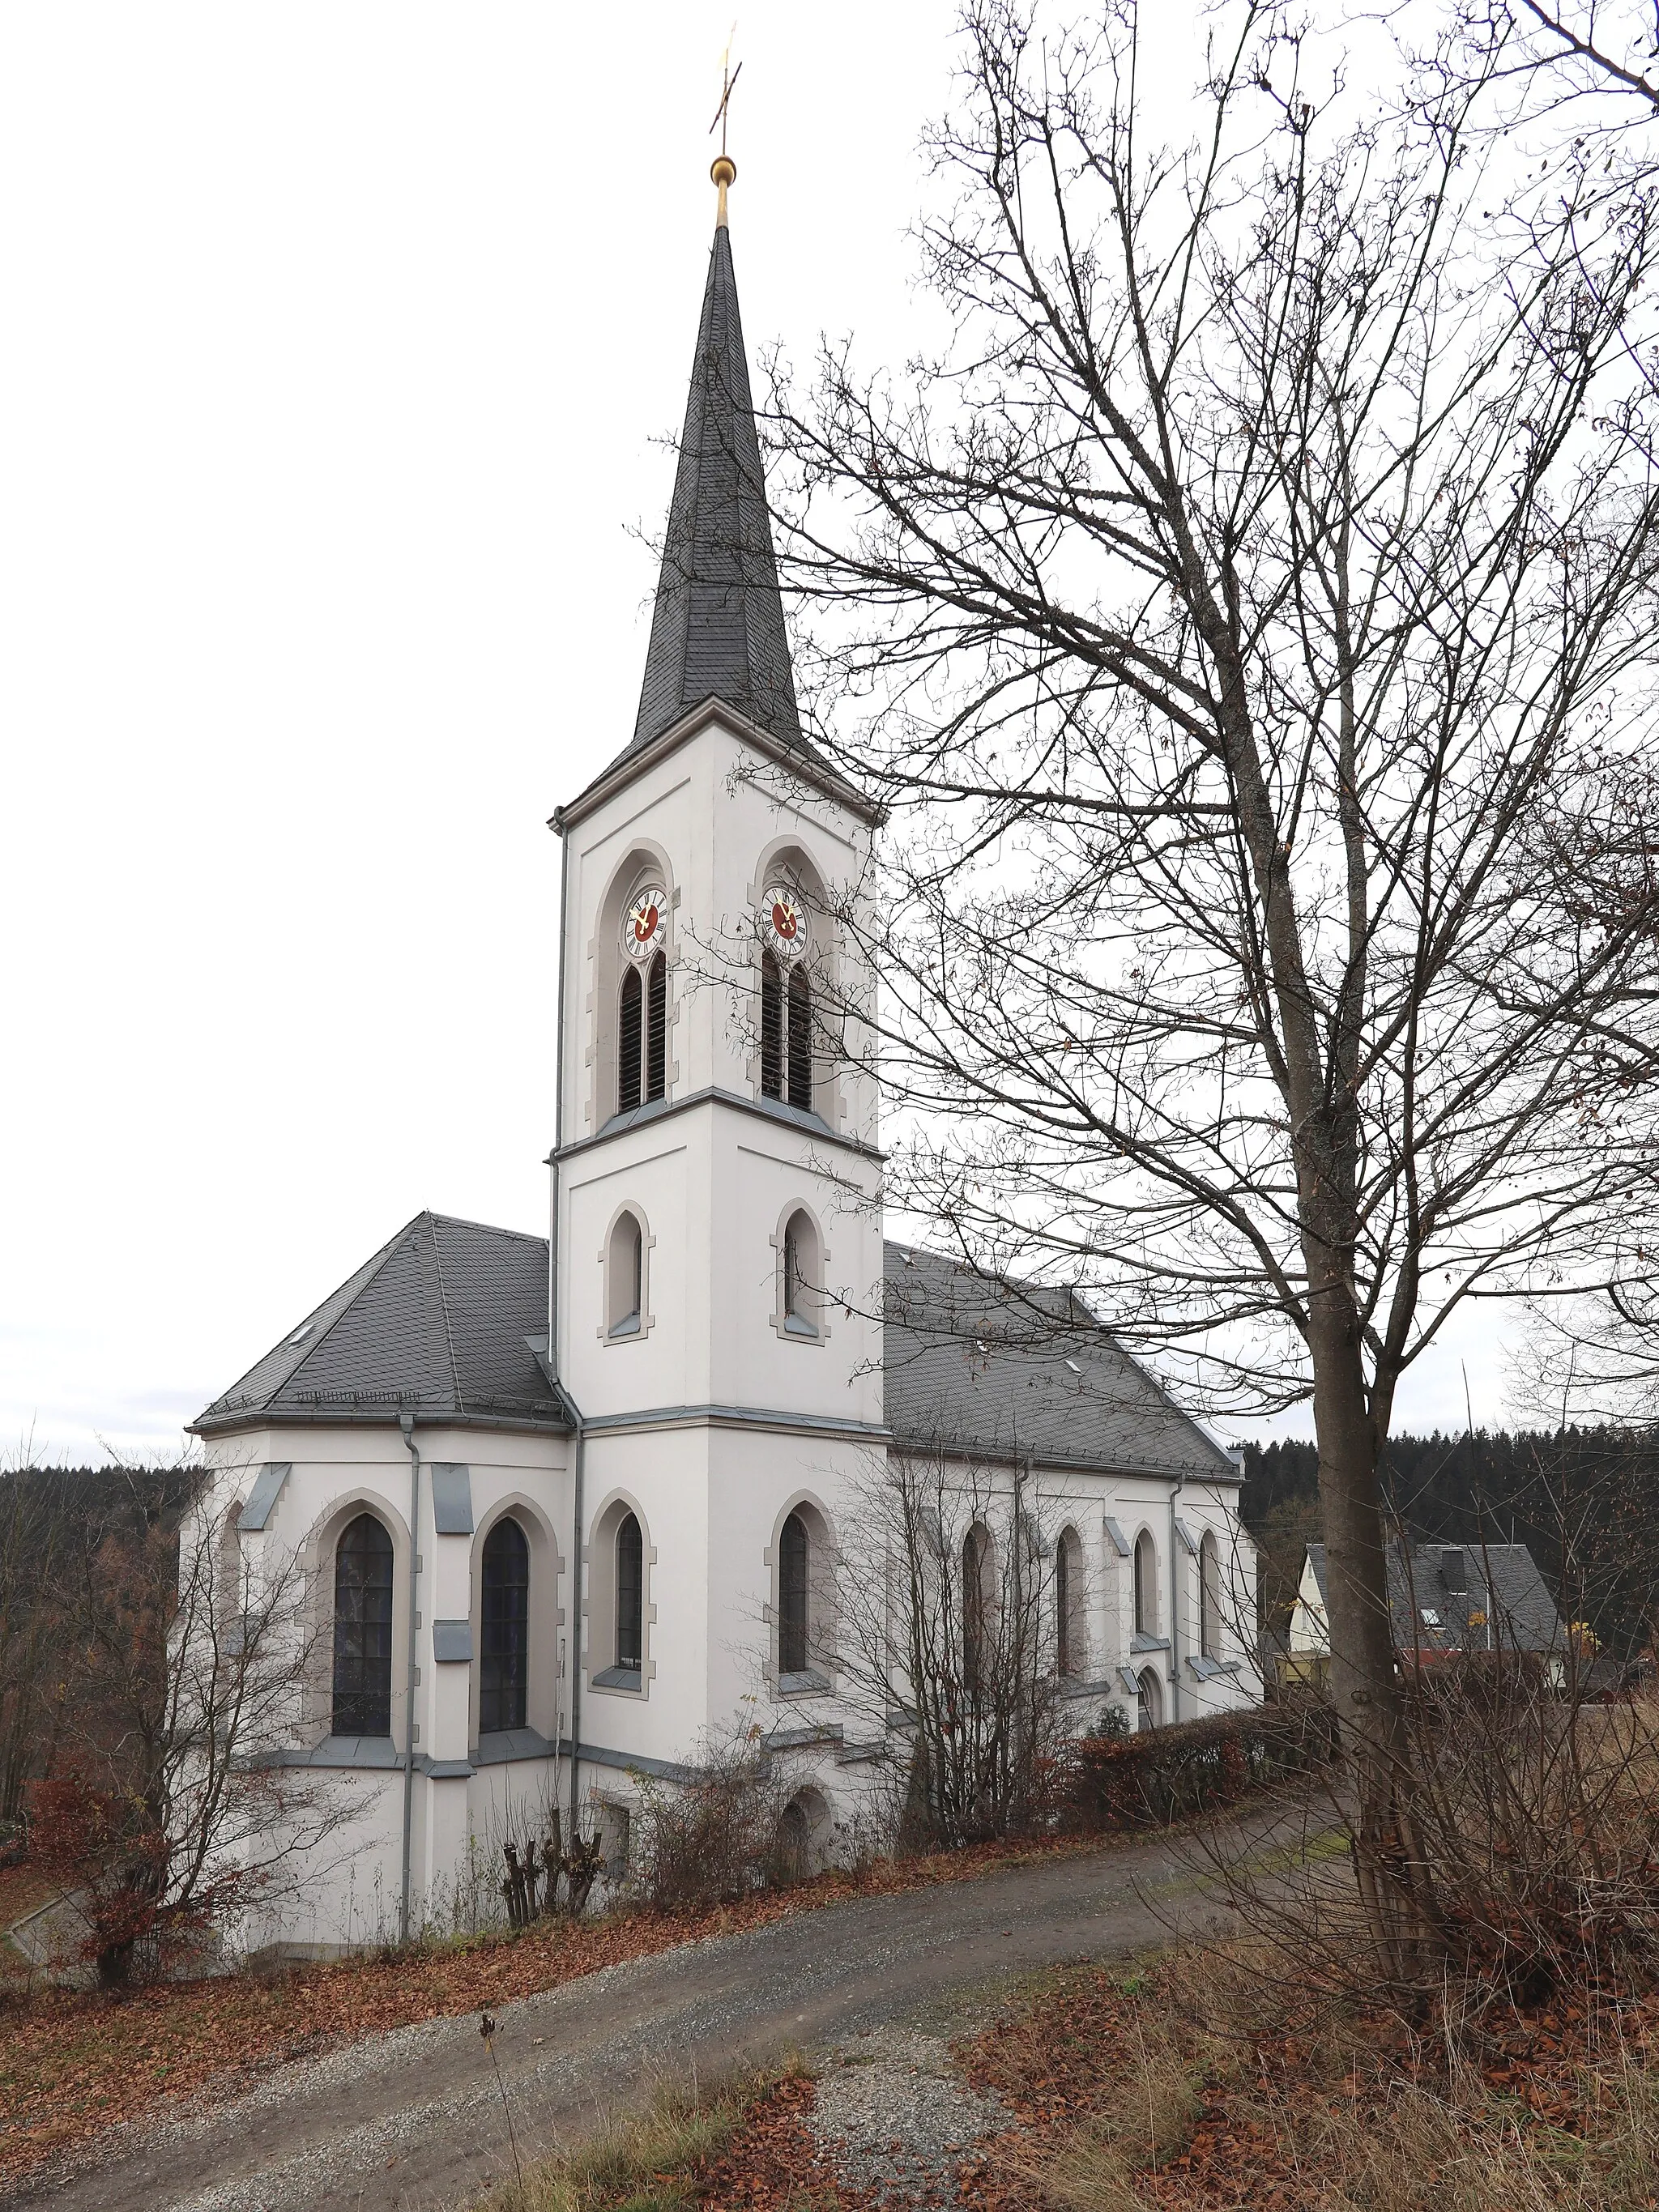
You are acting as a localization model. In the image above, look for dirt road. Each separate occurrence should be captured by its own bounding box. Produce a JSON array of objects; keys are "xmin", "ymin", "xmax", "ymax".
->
[{"xmin": 10, "ymin": 1813, "xmax": 1291, "ymax": 2212}]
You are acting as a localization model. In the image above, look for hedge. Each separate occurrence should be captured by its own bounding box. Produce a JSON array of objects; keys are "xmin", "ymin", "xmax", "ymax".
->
[{"xmin": 1067, "ymin": 1699, "xmax": 1337, "ymax": 1830}]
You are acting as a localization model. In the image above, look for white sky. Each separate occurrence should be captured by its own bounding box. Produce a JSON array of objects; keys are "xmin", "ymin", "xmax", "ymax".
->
[{"xmin": 0, "ymin": 2, "xmax": 1510, "ymax": 1461}]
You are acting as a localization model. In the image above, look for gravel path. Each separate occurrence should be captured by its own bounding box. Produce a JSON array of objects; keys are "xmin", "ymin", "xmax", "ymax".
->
[
  {"xmin": 6, "ymin": 1804, "xmax": 1304, "ymax": 2212},
  {"xmin": 809, "ymin": 2027, "xmax": 1013, "ymax": 2204}
]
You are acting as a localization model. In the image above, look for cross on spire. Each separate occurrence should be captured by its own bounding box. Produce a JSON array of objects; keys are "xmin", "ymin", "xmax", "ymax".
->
[{"xmin": 709, "ymin": 29, "xmax": 742, "ymax": 227}]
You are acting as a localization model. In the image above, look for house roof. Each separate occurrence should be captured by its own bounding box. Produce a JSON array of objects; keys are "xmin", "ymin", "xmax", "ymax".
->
[
  {"xmin": 1304, "ymin": 1538, "xmax": 1563, "ymax": 1656},
  {"xmin": 192, "ymin": 1212, "xmax": 568, "ymax": 1437},
  {"xmin": 881, "ymin": 1242, "xmax": 1236, "ymax": 1481},
  {"xmin": 629, "ymin": 216, "xmax": 802, "ymax": 759}
]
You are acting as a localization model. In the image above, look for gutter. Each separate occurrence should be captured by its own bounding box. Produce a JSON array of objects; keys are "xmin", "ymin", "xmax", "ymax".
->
[{"xmin": 399, "ymin": 1412, "xmax": 421, "ymax": 1942}]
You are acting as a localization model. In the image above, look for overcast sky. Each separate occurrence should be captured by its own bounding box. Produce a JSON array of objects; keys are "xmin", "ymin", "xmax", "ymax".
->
[{"xmin": 0, "ymin": 2, "xmax": 1513, "ymax": 1461}]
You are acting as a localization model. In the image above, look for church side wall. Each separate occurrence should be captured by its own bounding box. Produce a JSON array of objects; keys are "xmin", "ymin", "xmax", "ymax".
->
[{"xmin": 200, "ymin": 1421, "xmax": 571, "ymax": 1953}]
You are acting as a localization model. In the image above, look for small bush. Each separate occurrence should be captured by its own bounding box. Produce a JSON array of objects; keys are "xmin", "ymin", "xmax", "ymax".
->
[
  {"xmin": 631, "ymin": 1722, "xmax": 811, "ymax": 1911},
  {"xmin": 1066, "ymin": 1702, "xmax": 1337, "ymax": 1831}
]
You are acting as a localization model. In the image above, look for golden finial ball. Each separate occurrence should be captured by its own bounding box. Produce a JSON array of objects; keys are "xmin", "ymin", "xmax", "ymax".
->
[{"xmin": 710, "ymin": 155, "xmax": 737, "ymax": 191}]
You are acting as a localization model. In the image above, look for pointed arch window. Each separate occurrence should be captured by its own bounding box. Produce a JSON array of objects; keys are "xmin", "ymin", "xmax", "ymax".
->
[
  {"xmin": 480, "ymin": 1517, "xmax": 529, "ymax": 1734},
  {"xmin": 1134, "ymin": 1529, "xmax": 1158, "ymax": 1639},
  {"xmin": 616, "ymin": 1512, "xmax": 644, "ymax": 1673},
  {"xmin": 618, "ymin": 966, "xmax": 642, "ymax": 1109},
  {"xmin": 332, "ymin": 1513, "xmax": 394, "ymax": 1737},
  {"xmin": 1200, "ymin": 1531, "xmax": 1222, "ymax": 1662},
  {"xmin": 645, "ymin": 950, "xmax": 667, "ymax": 1101},
  {"xmin": 1057, "ymin": 1525, "xmax": 1085, "ymax": 1680},
  {"xmin": 761, "ymin": 951, "xmax": 785, "ymax": 1099},
  {"xmin": 617, "ymin": 951, "xmax": 667, "ymax": 1113},
  {"xmin": 760, "ymin": 948, "xmax": 813, "ymax": 1110},
  {"xmin": 962, "ymin": 1524, "xmax": 993, "ymax": 1697},
  {"xmin": 787, "ymin": 965, "xmax": 812, "ymax": 1110},
  {"xmin": 778, "ymin": 1510, "xmax": 810, "ymax": 1675}
]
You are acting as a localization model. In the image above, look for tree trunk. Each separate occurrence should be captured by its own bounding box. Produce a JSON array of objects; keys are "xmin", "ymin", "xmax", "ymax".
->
[{"xmin": 1305, "ymin": 1263, "xmax": 1431, "ymax": 1981}]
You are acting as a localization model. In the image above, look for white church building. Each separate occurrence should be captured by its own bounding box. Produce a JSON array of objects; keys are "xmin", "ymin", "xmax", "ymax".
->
[{"xmin": 190, "ymin": 168, "xmax": 1259, "ymax": 1951}]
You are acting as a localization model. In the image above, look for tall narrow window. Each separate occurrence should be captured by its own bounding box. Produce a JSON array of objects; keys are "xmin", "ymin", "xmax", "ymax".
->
[
  {"xmin": 962, "ymin": 1524, "xmax": 992, "ymax": 1696},
  {"xmin": 781, "ymin": 1210, "xmax": 819, "ymax": 1338},
  {"xmin": 480, "ymin": 1517, "xmax": 529, "ymax": 1734},
  {"xmin": 787, "ymin": 965, "xmax": 812, "ymax": 1110},
  {"xmin": 608, "ymin": 1210, "xmax": 645, "ymax": 1338},
  {"xmin": 1056, "ymin": 1532, "xmax": 1070, "ymax": 1677},
  {"xmin": 618, "ymin": 965, "xmax": 643, "ymax": 1110},
  {"xmin": 761, "ymin": 951, "xmax": 784, "ymax": 1099},
  {"xmin": 1134, "ymin": 1530, "xmax": 1158, "ymax": 1639},
  {"xmin": 1200, "ymin": 1531, "xmax": 1222, "ymax": 1662},
  {"xmin": 779, "ymin": 1511, "xmax": 809, "ymax": 1674},
  {"xmin": 332, "ymin": 1513, "xmax": 394, "ymax": 1737},
  {"xmin": 645, "ymin": 949, "xmax": 667, "ymax": 1102},
  {"xmin": 1137, "ymin": 1665, "xmax": 1162, "ymax": 1731},
  {"xmin": 616, "ymin": 1512, "xmax": 644, "ymax": 1673}
]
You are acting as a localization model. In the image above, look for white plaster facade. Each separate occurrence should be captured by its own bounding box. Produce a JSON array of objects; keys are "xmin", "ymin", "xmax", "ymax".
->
[{"xmin": 186, "ymin": 209, "xmax": 1261, "ymax": 1956}]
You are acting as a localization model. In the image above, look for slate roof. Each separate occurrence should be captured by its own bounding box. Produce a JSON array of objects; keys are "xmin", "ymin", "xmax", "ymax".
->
[
  {"xmin": 1304, "ymin": 1539, "xmax": 1563, "ymax": 1656},
  {"xmin": 629, "ymin": 218, "xmax": 803, "ymax": 757},
  {"xmin": 882, "ymin": 1242, "xmax": 1236, "ymax": 1481},
  {"xmin": 196, "ymin": 1217, "xmax": 1233, "ymax": 1479},
  {"xmin": 193, "ymin": 1212, "xmax": 568, "ymax": 1436}
]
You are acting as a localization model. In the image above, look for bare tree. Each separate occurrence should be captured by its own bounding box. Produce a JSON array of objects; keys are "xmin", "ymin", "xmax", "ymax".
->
[
  {"xmin": 764, "ymin": 0, "xmax": 1659, "ymax": 1974},
  {"xmin": 31, "ymin": 1468, "xmax": 345, "ymax": 1985},
  {"xmin": 831, "ymin": 1447, "xmax": 1070, "ymax": 1846},
  {"xmin": 0, "ymin": 1465, "xmax": 72, "ymax": 1833}
]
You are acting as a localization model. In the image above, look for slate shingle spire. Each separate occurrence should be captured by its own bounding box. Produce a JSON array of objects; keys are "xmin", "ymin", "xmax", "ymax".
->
[{"xmin": 631, "ymin": 168, "xmax": 803, "ymax": 752}]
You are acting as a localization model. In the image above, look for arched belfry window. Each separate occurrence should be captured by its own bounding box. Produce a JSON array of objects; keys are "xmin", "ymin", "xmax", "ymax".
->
[
  {"xmin": 616, "ymin": 1512, "xmax": 644, "ymax": 1674},
  {"xmin": 778, "ymin": 1510, "xmax": 809, "ymax": 1674},
  {"xmin": 760, "ymin": 946, "xmax": 813, "ymax": 1110},
  {"xmin": 761, "ymin": 951, "xmax": 785, "ymax": 1099},
  {"xmin": 787, "ymin": 965, "xmax": 812, "ymax": 1110},
  {"xmin": 617, "ymin": 949, "xmax": 667, "ymax": 1115},
  {"xmin": 332, "ymin": 1513, "xmax": 394, "ymax": 1737},
  {"xmin": 480, "ymin": 1517, "xmax": 529, "ymax": 1734}
]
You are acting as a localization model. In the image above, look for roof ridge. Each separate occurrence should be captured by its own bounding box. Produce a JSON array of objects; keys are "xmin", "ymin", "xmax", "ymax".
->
[
  {"xmin": 424, "ymin": 1210, "xmax": 467, "ymax": 1417},
  {"xmin": 424, "ymin": 1211, "xmax": 548, "ymax": 1247}
]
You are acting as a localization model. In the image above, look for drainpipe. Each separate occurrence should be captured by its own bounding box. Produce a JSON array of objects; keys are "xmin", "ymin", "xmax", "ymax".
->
[
  {"xmin": 399, "ymin": 1413, "xmax": 420, "ymax": 1944},
  {"xmin": 564, "ymin": 1401, "xmax": 586, "ymax": 1847},
  {"xmin": 547, "ymin": 808, "xmax": 586, "ymax": 1848},
  {"xmin": 1168, "ymin": 1474, "xmax": 1184, "ymax": 1724}
]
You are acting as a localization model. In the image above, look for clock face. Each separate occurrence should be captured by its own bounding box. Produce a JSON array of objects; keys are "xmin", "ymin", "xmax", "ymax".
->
[
  {"xmin": 624, "ymin": 884, "xmax": 667, "ymax": 962},
  {"xmin": 761, "ymin": 884, "xmax": 805, "ymax": 950}
]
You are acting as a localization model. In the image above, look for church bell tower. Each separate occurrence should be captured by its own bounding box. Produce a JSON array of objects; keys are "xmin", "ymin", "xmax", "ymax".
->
[{"xmin": 547, "ymin": 146, "xmax": 885, "ymax": 1770}]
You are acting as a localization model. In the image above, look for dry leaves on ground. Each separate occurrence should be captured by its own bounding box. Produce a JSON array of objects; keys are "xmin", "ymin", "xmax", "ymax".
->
[{"xmin": 0, "ymin": 1830, "xmax": 1107, "ymax": 2188}]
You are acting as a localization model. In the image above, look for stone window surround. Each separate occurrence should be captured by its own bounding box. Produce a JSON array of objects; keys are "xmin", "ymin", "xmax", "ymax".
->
[{"xmin": 584, "ymin": 1490, "xmax": 659, "ymax": 1701}]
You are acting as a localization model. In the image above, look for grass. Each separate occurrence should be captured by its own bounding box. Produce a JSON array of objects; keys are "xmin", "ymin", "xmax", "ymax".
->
[
  {"xmin": 475, "ymin": 2061, "xmax": 817, "ymax": 2212},
  {"xmin": 955, "ymin": 1942, "xmax": 1659, "ymax": 2210}
]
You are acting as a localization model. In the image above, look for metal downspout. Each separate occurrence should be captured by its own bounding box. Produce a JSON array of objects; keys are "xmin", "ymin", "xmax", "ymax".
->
[
  {"xmin": 548, "ymin": 808, "xmax": 586, "ymax": 1847},
  {"xmin": 399, "ymin": 1412, "xmax": 420, "ymax": 1942},
  {"xmin": 1168, "ymin": 1473, "xmax": 1184, "ymax": 1724}
]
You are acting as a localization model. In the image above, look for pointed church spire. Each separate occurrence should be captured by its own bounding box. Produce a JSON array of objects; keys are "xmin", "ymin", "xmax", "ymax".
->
[{"xmin": 630, "ymin": 158, "xmax": 803, "ymax": 754}]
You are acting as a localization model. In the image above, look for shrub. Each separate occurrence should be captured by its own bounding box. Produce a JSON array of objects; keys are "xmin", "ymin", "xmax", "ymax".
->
[
  {"xmin": 631, "ymin": 1722, "xmax": 811, "ymax": 1911},
  {"xmin": 1066, "ymin": 1702, "xmax": 1336, "ymax": 1831}
]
